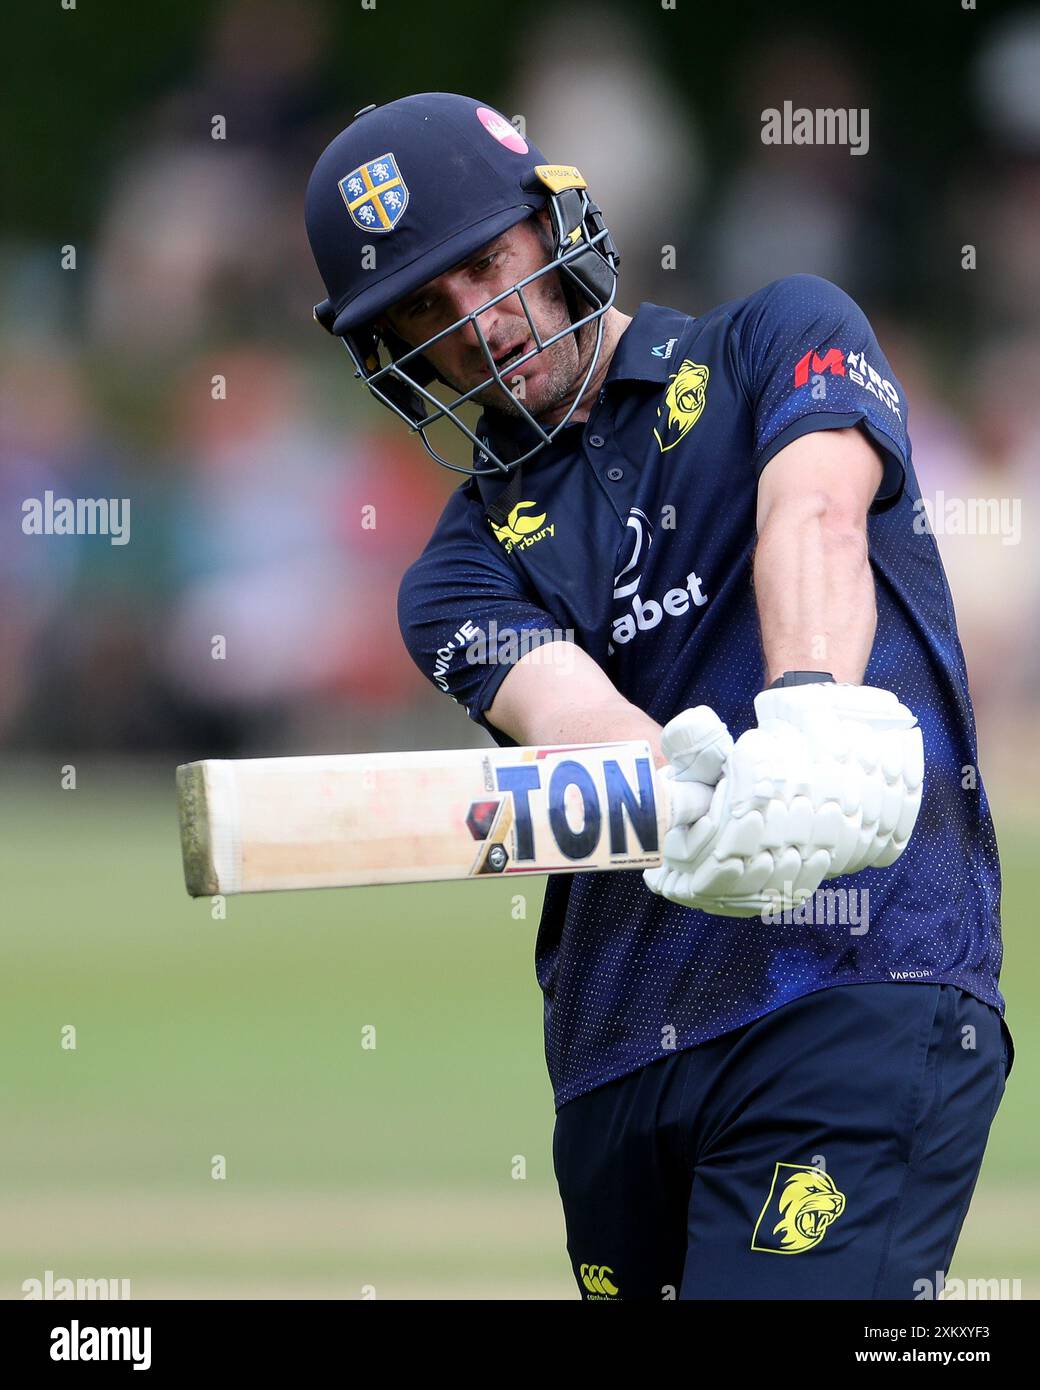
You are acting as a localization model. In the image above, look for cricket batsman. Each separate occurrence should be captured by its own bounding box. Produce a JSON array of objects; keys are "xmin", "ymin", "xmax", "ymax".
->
[{"xmin": 305, "ymin": 93, "xmax": 1013, "ymax": 1300}]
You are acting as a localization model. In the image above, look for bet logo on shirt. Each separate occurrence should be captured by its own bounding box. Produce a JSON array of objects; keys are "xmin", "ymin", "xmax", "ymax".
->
[{"xmin": 608, "ymin": 507, "xmax": 708, "ymax": 654}]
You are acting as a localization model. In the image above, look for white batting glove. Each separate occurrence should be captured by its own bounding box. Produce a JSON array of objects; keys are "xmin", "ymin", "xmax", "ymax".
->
[{"xmin": 643, "ymin": 684, "xmax": 924, "ymax": 917}]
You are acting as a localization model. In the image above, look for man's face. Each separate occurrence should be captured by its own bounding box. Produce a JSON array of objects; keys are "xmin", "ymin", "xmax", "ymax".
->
[{"xmin": 379, "ymin": 215, "xmax": 585, "ymax": 422}]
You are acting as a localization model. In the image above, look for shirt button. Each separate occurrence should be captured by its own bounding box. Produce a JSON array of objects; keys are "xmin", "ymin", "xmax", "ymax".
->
[
  {"xmin": 588, "ymin": 434, "xmax": 605, "ymax": 448},
  {"xmin": 606, "ymin": 466, "xmax": 624, "ymax": 482}
]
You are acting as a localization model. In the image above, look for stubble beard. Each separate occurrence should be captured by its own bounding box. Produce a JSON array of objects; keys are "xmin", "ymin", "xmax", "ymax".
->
[
  {"xmin": 459, "ymin": 270, "xmax": 594, "ymax": 423},
  {"xmin": 482, "ymin": 332, "xmax": 581, "ymax": 421}
]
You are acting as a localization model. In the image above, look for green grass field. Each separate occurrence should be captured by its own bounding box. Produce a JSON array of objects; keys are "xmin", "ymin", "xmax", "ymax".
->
[{"xmin": 1, "ymin": 763, "xmax": 1035, "ymax": 1299}]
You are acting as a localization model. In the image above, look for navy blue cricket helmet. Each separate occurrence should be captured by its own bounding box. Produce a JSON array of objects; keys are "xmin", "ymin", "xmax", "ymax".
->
[{"xmin": 305, "ymin": 93, "xmax": 619, "ymax": 476}]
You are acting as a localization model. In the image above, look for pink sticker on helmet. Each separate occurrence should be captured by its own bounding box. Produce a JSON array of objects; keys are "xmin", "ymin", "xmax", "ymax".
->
[{"xmin": 476, "ymin": 107, "xmax": 529, "ymax": 154}]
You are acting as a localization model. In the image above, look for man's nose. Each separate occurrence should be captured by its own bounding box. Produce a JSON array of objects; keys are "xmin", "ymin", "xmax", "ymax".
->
[{"xmin": 446, "ymin": 286, "xmax": 503, "ymax": 353}]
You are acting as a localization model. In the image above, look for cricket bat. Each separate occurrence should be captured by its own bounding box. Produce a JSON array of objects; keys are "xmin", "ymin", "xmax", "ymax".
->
[{"xmin": 176, "ymin": 740, "xmax": 687, "ymax": 897}]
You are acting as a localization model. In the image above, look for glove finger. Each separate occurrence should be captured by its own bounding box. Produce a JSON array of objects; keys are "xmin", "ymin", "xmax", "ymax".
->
[
  {"xmin": 819, "ymin": 801, "xmax": 861, "ymax": 876},
  {"xmin": 768, "ymin": 845, "xmax": 806, "ymax": 901},
  {"xmin": 660, "ymin": 706, "xmax": 733, "ymax": 783},
  {"xmin": 903, "ymin": 728, "xmax": 924, "ymax": 791},
  {"xmin": 642, "ymin": 864, "xmax": 668, "ymax": 896},
  {"xmin": 715, "ymin": 806, "xmax": 768, "ymax": 859},
  {"xmin": 663, "ymin": 776, "xmax": 714, "ymax": 830},
  {"xmin": 895, "ymin": 783, "xmax": 922, "ymax": 844},
  {"xmin": 738, "ymin": 850, "xmax": 777, "ymax": 897},
  {"xmin": 689, "ymin": 855, "xmax": 745, "ymax": 898},
  {"xmin": 644, "ymin": 864, "xmax": 690, "ymax": 900},
  {"xmin": 791, "ymin": 847, "xmax": 830, "ymax": 902},
  {"xmin": 727, "ymin": 730, "xmax": 780, "ymax": 814}
]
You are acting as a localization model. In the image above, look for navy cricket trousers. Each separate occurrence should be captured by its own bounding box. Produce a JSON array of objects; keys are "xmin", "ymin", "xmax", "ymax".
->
[{"xmin": 552, "ymin": 983, "xmax": 1013, "ymax": 1300}]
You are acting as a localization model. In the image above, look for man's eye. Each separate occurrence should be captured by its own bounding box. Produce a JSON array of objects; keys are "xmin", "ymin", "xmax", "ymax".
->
[
  {"xmin": 407, "ymin": 299, "xmax": 432, "ymax": 319},
  {"xmin": 473, "ymin": 253, "xmax": 497, "ymax": 273}
]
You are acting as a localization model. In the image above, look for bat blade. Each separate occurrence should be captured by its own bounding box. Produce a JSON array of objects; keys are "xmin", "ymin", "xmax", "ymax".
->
[{"xmin": 176, "ymin": 741, "xmax": 668, "ymax": 897}]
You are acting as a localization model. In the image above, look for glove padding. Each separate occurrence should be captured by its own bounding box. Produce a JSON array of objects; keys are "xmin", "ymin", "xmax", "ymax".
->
[{"xmin": 643, "ymin": 684, "xmax": 924, "ymax": 917}]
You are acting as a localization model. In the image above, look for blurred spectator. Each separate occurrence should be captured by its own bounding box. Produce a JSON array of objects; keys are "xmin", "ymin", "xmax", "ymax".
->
[
  {"xmin": 154, "ymin": 0, "xmax": 333, "ymax": 156},
  {"xmin": 704, "ymin": 35, "xmax": 897, "ymax": 302},
  {"xmin": 973, "ymin": 8, "xmax": 1040, "ymax": 156},
  {"xmin": 512, "ymin": 2, "xmax": 703, "ymax": 308},
  {"xmin": 157, "ymin": 348, "xmax": 450, "ymax": 747},
  {"xmin": 87, "ymin": 0, "xmax": 337, "ymax": 358},
  {"xmin": 0, "ymin": 349, "xmax": 128, "ymax": 741}
]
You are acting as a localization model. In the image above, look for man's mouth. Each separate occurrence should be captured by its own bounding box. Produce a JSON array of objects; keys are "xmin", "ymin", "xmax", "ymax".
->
[{"xmin": 491, "ymin": 338, "xmax": 533, "ymax": 372}]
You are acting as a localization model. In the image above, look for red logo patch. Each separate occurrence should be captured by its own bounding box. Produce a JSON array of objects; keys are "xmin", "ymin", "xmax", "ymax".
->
[
  {"xmin": 476, "ymin": 107, "xmax": 529, "ymax": 154},
  {"xmin": 794, "ymin": 347, "xmax": 846, "ymax": 388}
]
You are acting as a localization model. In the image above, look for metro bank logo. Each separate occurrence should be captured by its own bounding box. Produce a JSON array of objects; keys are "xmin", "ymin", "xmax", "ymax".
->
[
  {"xmin": 793, "ymin": 343, "xmax": 903, "ymax": 419},
  {"xmin": 793, "ymin": 346, "xmax": 846, "ymax": 387}
]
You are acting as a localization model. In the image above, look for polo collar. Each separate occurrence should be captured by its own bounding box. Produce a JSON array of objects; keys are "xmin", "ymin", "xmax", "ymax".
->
[
  {"xmin": 602, "ymin": 302, "xmax": 695, "ymax": 386},
  {"xmin": 466, "ymin": 302, "xmax": 693, "ymax": 501}
]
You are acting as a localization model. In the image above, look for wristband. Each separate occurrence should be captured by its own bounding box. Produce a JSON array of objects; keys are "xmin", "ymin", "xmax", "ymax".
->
[{"xmin": 766, "ymin": 670, "xmax": 836, "ymax": 689}]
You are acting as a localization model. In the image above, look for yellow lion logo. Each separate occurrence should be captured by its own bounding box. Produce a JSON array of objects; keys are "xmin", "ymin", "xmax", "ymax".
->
[
  {"xmin": 751, "ymin": 1163, "xmax": 847, "ymax": 1254},
  {"xmin": 490, "ymin": 499, "xmax": 548, "ymax": 550},
  {"xmin": 653, "ymin": 359, "xmax": 710, "ymax": 452}
]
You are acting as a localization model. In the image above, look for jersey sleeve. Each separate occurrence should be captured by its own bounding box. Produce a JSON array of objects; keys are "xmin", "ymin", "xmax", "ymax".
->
[
  {"xmin": 731, "ymin": 274, "xmax": 909, "ymax": 511},
  {"xmin": 397, "ymin": 489, "xmax": 564, "ymax": 743}
]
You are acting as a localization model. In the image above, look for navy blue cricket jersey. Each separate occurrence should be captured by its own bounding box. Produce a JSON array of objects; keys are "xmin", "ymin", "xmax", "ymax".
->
[{"xmin": 397, "ymin": 274, "xmax": 1005, "ymax": 1108}]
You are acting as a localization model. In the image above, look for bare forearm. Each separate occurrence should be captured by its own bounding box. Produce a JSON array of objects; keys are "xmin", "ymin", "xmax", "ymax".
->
[
  {"xmin": 754, "ymin": 494, "xmax": 876, "ymax": 685},
  {"xmin": 530, "ymin": 694, "xmax": 666, "ymax": 766},
  {"xmin": 486, "ymin": 641, "xmax": 667, "ymax": 766}
]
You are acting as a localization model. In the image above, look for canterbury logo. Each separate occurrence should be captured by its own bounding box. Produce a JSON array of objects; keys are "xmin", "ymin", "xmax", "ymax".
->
[
  {"xmin": 653, "ymin": 359, "xmax": 709, "ymax": 452},
  {"xmin": 751, "ymin": 1163, "xmax": 847, "ymax": 1254},
  {"xmin": 489, "ymin": 500, "xmax": 555, "ymax": 555},
  {"xmin": 580, "ymin": 1263, "xmax": 619, "ymax": 1297}
]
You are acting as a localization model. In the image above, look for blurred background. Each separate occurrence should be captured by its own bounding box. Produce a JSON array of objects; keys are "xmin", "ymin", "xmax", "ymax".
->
[{"xmin": 2, "ymin": 0, "xmax": 1037, "ymax": 1298}]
